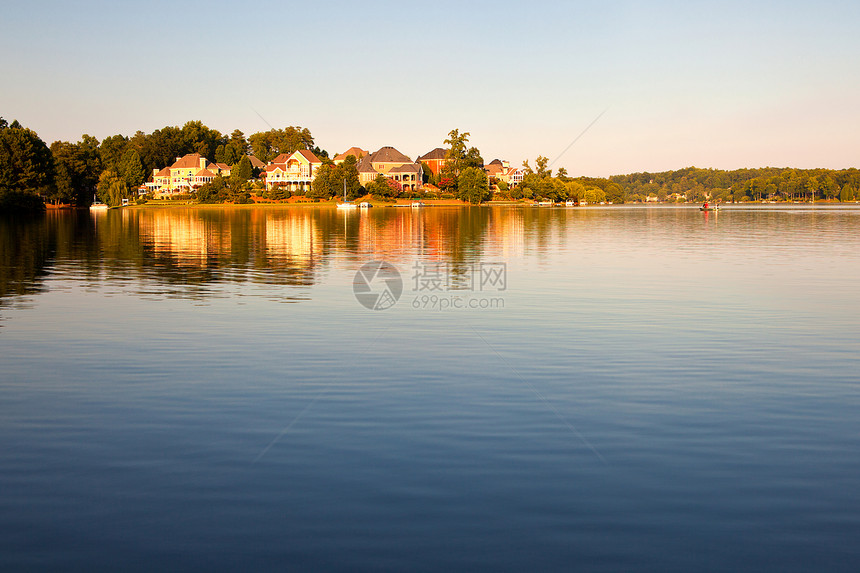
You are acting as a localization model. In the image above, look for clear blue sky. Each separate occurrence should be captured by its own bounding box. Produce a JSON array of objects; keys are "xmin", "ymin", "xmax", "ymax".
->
[{"xmin": 3, "ymin": 0, "xmax": 858, "ymax": 176}]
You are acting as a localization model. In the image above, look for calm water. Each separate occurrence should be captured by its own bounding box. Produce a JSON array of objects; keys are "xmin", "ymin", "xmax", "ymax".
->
[{"xmin": 1, "ymin": 205, "xmax": 859, "ymax": 572}]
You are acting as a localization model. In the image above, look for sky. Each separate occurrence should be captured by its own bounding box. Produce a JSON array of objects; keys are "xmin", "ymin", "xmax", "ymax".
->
[{"xmin": 2, "ymin": 0, "xmax": 859, "ymax": 177}]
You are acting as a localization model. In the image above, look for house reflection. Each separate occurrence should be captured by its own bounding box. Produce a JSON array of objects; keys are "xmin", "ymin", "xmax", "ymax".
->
[{"xmin": 0, "ymin": 206, "xmax": 544, "ymax": 308}]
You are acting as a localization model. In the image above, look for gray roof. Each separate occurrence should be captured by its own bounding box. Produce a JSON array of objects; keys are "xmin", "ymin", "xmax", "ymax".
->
[
  {"xmin": 357, "ymin": 155, "xmax": 378, "ymax": 173},
  {"xmin": 389, "ymin": 163, "xmax": 421, "ymax": 173},
  {"xmin": 417, "ymin": 147, "xmax": 447, "ymax": 161},
  {"xmin": 370, "ymin": 146, "xmax": 412, "ymax": 163}
]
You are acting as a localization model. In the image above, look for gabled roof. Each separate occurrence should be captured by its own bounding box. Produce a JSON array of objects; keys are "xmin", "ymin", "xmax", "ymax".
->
[
  {"xmin": 270, "ymin": 149, "xmax": 323, "ymax": 165},
  {"xmin": 485, "ymin": 162, "xmax": 505, "ymax": 176},
  {"xmin": 370, "ymin": 146, "xmax": 411, "ymax": 163},
  {"xmin": 389, "ymin": 163, "xmax": 421, "ymax": 173},
  {"xmin": 171, "ymin": 153, "xmax": 205, "ymax": 169},
  {"xmin": 215, "ymin": 163, "xmax": 230, "ymax": 171},
  {"xmin": 334, "ymin": 147, "xmax": 368, "ymax": 161},
  {"xmin": 488, "ymin": 159, "xmax": 503, "ymax": 166},
  {"xmin": 417, "ymin": 147, "xmax": 447, "ymax": 161},
  {"xmin": 155, "ymin": 167, "xmax": 171, "ymax": 177},
  {"xmin": 293, "ymin": 149, "xmax": 322, "ymax": 164},
  {"xmin": 357, "ymin": 156, "xmax": 378, "ymax": 174},
  {"xmin": 195, "ymin": 169, "xmax": 216, "ymax": 177},
  {"xmin": 248, "ymin": 155, "xmax": 265, "ymax": 169}
]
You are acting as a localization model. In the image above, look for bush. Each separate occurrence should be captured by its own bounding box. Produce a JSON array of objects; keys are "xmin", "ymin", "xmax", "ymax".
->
[{"xmin": 0, "ymin": 190, "xmax": 45, "ymax": 213}]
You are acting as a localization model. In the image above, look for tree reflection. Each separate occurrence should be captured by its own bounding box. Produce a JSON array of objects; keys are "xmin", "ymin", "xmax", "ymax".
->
[{"xmin": 0, "ymin": 206, "xmax": 581, "ymax": 308}]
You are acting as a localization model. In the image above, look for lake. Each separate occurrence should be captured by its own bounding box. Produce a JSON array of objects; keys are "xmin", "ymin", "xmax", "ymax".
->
[{"xmin": 1, "ymin": 205, "xmax": 859, "ymax": 572}]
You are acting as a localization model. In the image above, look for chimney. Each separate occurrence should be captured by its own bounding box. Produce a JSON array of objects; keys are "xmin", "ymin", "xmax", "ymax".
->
[{"xmin": 153, "ymin": 168, "xmax": 158, "ymax": 176}]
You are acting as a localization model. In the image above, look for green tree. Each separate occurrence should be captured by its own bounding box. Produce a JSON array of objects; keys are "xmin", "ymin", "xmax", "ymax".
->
[
  {"xmin": 311, "ymin": 163, "xmax": 337, "ymax": 199},
  {"xmin": 118, "ymin": 148, "xmax": 145, "ymax": 190},
  {"xmin": 196, "ymin": 174, "xmax": 227, "ymax": 203},
  {"xmin": 457, "ymin": 167, "xmax": 490, "ymax": 204},
  {"xmin": 233, "ymin": 155, "xmax": 253, "ymax": 182},
  {"xmin": 0, "ymin": 120, "xmax": 54, "ymax": 211},
  {"xmin": 50, "ymin": 136, "xmax": 102, "ymax": 205},
  {"xmin": 99, "ymin": 134, "xmax": 129, "ymax": 174},
  {"xmin": 229, "ymin": 129, "xmax": 248, "ymax": 155},
  {"xmin": 535, "ymin": 155, "xmax": 550, "ymax": 178},
  {"xmin": 443, "ymin": 128, "xmax": 471, "ymax": 178},
  {"xmin": 565, "ymin": 180, "xmax": 585, "ymax": 201},
  {"xmin": 181, "ymin": 120, "xmax": 224, "ymax": 160},
  {"xmin": 822, "ymin": 175, "xmax": 839, "ymax": 200},
  {"xmin": 840, "ymin": 184, "xmax": 856, "ymax": 202},
  {"xmin": 138, "ymin": 126, "xmax": 186, "ymax": 175},
  {"xmin": 249, "ymin": 127, "xmax": 314, "ymax": 162},
  {"xmin": 463, "ymin": 147, "xmax": 484, "ymax": 170},
  {"xmin": 584, "ymin": 187, "xmax": 606, "ymax": 204},
  {"xmin": 97, "ymin": 170, "xmax": 127, "ymax": 207},
  {"xmin": 368, "ymin": 174, "xmax": 400, "ymax": 200},
  {"xmin": 340, "ymin": 155, "xmax": 361, "ymax": 200}
]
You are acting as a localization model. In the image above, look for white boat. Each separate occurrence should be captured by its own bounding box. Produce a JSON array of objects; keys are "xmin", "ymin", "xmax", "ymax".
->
[
  {"xmin": 359, "ymin": 202, "xmax": 372, "ymax": 208},
  {"xmin": 411, "ymin": 201, "xmax": 425, "ymax": 208},
  {"xmin": 336, "ymin": 180, "xmax": 357, "ymax": 209},
  {"xmin": 565, "ymin": 201, "xmax": 576, "ymax": 206},
  {"xmin": 579, "ymin": 200, "xmax": 588, "ymax": 206},
  {"xmin": 90, "ymin": 194, "xmax": 109, "ymax": 211}
]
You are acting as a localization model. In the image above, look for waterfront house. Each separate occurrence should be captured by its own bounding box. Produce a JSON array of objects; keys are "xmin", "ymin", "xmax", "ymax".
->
[
  {"xmin": 143, "ymin": 154, "xmax": 240, "ymax": 196},
  {"xmin": 495, "ymin": 165, "xmax": 525, "ymax": 188},
  {"xmin": 357, "ymin": 146, "xmax": 424, "ymax": 192},
  {"xmin": 263, "ymin": 149, "xmax": 323, "ymax": 193},
  {"xmin": 416, "ymin": 148, "xmax": 448, "ymax": 176},
  {"xmin": 333, "ymin": 147, "xmax": 369, "ymax": 164}
]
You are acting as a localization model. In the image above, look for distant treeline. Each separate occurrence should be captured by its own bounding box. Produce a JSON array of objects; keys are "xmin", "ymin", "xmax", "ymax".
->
[{"xmin": 611, "ymin": 166, "xmax": 860, "ymax": 203}]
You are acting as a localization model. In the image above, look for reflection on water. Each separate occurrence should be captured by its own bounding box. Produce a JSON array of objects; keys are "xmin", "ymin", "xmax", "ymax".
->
[
  {"xmin": 2, "ymin": 205, "xmax": 860, "ymax": 571},
  {"xmin": 4, "ymin": 205, "xmax": 860, "ymax": 308},
  {"xmin": 1, "ymin": 206, "xmax": 542, "ymax": 305}
]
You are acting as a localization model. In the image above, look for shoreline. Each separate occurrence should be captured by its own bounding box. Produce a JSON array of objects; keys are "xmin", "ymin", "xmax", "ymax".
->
[{"xmin": 45, "ymin": 199, "xmax": 860, "ymax": 211}]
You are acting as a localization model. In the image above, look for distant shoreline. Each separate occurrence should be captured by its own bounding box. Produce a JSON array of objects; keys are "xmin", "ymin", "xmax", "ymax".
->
[{"xmin": 43, "ymin": 199, "xmax": 860, "ymax": 211}]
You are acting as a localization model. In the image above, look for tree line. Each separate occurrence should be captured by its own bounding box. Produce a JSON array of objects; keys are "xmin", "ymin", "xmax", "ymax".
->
[
  {"xmin": 4, "ymin": 115, "xmax": 860, "ymax": 212},
  {"xmin": 0, "ymin": 116, "xmax": 322, "ymax": 210},
  {"xmin": 611, "ymin": 166, "xmax": 860, "ymax": 203}
]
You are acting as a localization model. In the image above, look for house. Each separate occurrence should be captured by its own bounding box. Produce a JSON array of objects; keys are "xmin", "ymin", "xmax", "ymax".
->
[
  {"xmin": 263, "ymin": 149, "xmax": 323, "ymax": 192},
  {"xmin": 416, "ymin": 148, "xmax": 448, "ymax": 176},
  {"xmin": 484, "ymin": 159, "xmax": 510, "ymax": 179},
  {"xmin": 145, "ymin": 153, "xmax": 213, "ymax": 195},
  {"xmin": 169, "ymin": 153, "xmax": 208, "ymax": 192},
  {"xmin": 145, "ymin": 166, "xmax": 173, "ymax": 195},
  {"xmin": 388, "ymin": 163, "xmax": 422, "ymax": 192},
  {"xmin": 143, "ymin": 154, "xmax": 255, "ymax": 196},
  {"xmin": 496, "ymin": 166, "xmax": 525, "ymax": 188},
  {"xmin": 357, "ymin": 146, "xmax": 424, "ymax": 192},
  {"xmin": 248, "ymin": 156, "xmax": 266, "ymax": 170},
  {"xmin": 333, "ymin": 147, "xmax": 368, "ymax": 164},
  {"xmin": 193, "ymin": 168, "xmax": 218, "ymax": 187}
]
